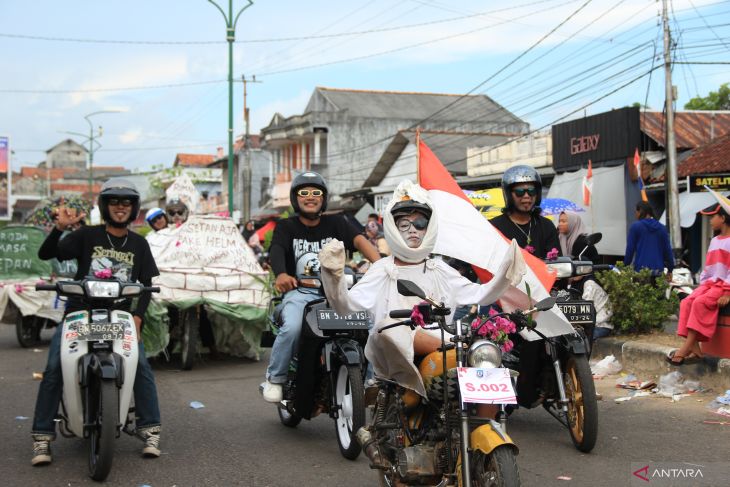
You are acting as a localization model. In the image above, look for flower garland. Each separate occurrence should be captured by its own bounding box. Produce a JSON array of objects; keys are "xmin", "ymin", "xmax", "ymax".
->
[{"xmin": 471, "ymin": 308, "xmax": 517, "ymax": 353}]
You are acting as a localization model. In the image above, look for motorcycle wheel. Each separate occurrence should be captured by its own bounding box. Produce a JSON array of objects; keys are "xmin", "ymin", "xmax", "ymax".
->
[
  {"xmin": 564, "ymin": 355, "xmax": 598, "ymax": 453},
  {"xmin": 472, "ymin": 446, "xmax": 521, "ymax": 487},
  {"xmin": 16, "ymin": 315, "xmax": 42, "ymax": 348},
  {"xmin": 180, "ymin": 308, "xmax": 199, "ymax": 370},
  {"xmin": 277, "ymin": 405, "xmax": 302, "ymax": 427},
  {"xmin": 88, "ymin": 380, "xmax": 118, "ymax": 481},
  {"xmin": 334, "ymin": 364, "xmax": 365, "ymax": 460}
]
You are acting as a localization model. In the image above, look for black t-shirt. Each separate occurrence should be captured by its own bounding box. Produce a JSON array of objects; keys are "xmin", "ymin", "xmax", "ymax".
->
[
  {"xmin": 38, "ymin": 226, "xmax": 159, "ymax": 318},
  {"xmin": 489, "ymin": 213, "xmax": 561, "ymax": 259},
  {"xmin": 269, "ymin": 215, "xmax": 359, "ymax": 277}
]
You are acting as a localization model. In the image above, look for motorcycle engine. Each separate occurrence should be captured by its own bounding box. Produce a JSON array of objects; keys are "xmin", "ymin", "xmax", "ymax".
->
[{"xmin": 396, "ymin": 445, "xmax": 442, "ymax": 483}]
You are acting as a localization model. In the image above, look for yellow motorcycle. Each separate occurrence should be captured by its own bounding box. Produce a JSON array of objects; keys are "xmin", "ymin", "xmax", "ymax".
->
[{"xmin": 357, "ymin": 279, "xmax": 555, "ymax": 486}]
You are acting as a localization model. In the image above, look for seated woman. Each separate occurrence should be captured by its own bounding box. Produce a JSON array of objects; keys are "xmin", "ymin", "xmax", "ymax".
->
[
  {"xmin": 318, "ymin": 180, "xmax": 524, "ymax": 397},
  {"xmin": 668, "ymin": 202, "xmax": 730, "ymax": 365}
]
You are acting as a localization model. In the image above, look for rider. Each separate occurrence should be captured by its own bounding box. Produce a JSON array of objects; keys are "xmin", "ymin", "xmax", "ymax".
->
[
  {"xmin": 489, "ymin": 165, "xmax": 560, "ymax": 259},
  {"xmin": 166, "ymin": 198, "xmax": 189, "ymax": 226},
  {"xmin": 262, "ymin": 171, "xmax": 381, "ymax": 402},
  {"xmin": 31, "ymin": 178, "xmax": 163, "ymax": 466},
  {"xmin": 145, "ymin": 207, "xmax": 168, "ymax": 232},
  {"xmin": 318, "ymin": 180, "xmax": 524, "ymax": 396}
]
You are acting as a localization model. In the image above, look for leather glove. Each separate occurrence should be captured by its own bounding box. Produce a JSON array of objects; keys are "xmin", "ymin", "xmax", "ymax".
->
[{"xmin": 319, "ymin": 239, "xmax": 346, "ymax": 278}]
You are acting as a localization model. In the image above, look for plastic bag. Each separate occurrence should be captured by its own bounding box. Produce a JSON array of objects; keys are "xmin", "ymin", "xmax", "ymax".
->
[
  {"xmin": 657, "ymin": 371, "xmax": 688, "ymax": 396},
  {"xmin": 591, "ymin": 355, "xmax": 622, "ymax": 376}
]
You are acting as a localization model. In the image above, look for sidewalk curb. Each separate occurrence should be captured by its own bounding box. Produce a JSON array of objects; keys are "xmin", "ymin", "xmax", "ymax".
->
[{"xmin": 592, "ymin": 337, "xmax": 730, "ymax": 390}]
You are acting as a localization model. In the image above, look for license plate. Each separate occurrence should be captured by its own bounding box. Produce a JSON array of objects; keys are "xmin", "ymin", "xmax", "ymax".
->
[
  {"xmin": 557, "ymin": 301, "xmax": 596, "ymax": 325},
  {"xmin": 457, "ymin": 367, "xmax": 517, "ymax": 404},
  {"xmin": 76, "ymin": 322, "xmax": 125, "ymax": 341},
  {"xmin": 317, "ymin": 309, "xmax": 370, "ymax": 330}
]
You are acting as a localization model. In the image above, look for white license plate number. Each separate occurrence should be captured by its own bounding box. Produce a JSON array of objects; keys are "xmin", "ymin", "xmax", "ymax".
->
[
  {"xmin": 457, "ymin": 367, "xmax": 517, "ymax": 404},
  {"xmin": 77, "ymin": 323, "xmax": 125, "ymax": 341}
]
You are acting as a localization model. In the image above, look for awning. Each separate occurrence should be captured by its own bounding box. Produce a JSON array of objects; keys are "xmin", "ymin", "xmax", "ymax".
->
[{"xmin": 659, "ymin": 191, "xmax": 730, "ymax": 228}]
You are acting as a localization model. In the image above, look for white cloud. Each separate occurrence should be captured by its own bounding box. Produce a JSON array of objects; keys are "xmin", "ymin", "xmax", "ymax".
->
[
  {"xmin": 118, "ymin": 128, "xmax": 143, "ymax": 144},
  {"xmin": 250, "ymin": 89, "xmax": 311, "ymax": 132}
]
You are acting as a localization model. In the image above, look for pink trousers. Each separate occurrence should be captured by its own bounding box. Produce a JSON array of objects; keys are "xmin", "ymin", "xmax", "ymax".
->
[{"xmin": 677, "ymin": 282, "xmax": 726, "ymax": 342}]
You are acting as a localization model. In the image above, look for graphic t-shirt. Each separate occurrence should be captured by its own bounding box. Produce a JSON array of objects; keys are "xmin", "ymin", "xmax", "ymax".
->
[
  {"xmin": 270, "ymin": 215, "xmax": 359, "ymax": 277},
  {"xmin": 39, "ymin": 225, "xmax": 159, "ymax": 317}
]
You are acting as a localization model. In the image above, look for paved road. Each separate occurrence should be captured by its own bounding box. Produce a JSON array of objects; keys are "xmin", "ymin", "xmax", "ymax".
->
[{"xmin": 2, "ymin": 323, "xmax": 729, "ymax": 486}]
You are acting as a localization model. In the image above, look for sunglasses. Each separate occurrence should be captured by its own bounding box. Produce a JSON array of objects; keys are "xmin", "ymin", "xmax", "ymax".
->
[
  {"xmin": 108, "ymin": 198, "xmax": 133, "ymax": 207},
  {"xmin": 168, "ymin": 210, "xmax": 185, "ymax": 217},
  {"xmin": 151, "ymin": 214, "xmax": 166, "ymax": 222},
  {"xmin": 512, "ymin": 187, "xmax": 537, "ymax": 197},
  {"xmin": 396, "ymin": 217, "xmax": 429, "ymax": 232},
  {"xmin": 297, "ymin": 189, "xmax": 324, "ymax": 197}
]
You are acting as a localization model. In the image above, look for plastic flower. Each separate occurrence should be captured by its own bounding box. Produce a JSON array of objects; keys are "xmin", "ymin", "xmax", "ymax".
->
[
  {"xmin": 471, "ymin": 309, "xmax": 516, "ymax": 353},
  {"xmin": 525, "ymin": 245, "xmax": 535, "ymax": 254},
  {"xmin": 410, "ymin": 304, "xmax": 426, "ymax": 328},
  {"xmin": 94, "ymin": 269, "xmax": 113, "ymax": 279},
  {"xmin": 547, "ymin": 247, "xmax": 559, "ymax": 260}
]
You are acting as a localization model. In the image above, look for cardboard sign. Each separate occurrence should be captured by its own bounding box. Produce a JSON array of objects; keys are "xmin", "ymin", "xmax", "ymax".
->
[
  {"xmin": 0, "ymin": 226, "xmax": 51, "ymax": 279},
  {"xmin": 457, "ymin": 367, "xmax": 517, "ymax": 404}
]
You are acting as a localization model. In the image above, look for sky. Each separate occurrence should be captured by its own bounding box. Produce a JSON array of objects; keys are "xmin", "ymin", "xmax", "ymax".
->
[{"xmin": 1, "ymin": 0, "xmax": 728, "ymax": 173}]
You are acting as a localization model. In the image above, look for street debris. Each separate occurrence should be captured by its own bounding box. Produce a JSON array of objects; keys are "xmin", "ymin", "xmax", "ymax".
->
[
  {"xmin": 32, "ymin": 372, "xmax": 43, "ymax": 380},
  {"xmin": 616, "ymin": 374, "xmax": 655, "ymax": 390},
  {"xmin": 591, "ymin": 355, "xmax": 622, "ymax": 377},
  {"xmin": 15, "ymin": 416, "xmax": 29, "ymax": 420},
  {"xmin": 32, "ymin": 349, "xmax": 42, "ymax": 353},
  {"xmin": 715, "ymin": 390, "xmax": 730, "ymax": 405},
  {"xmin": 556, "ymin": 475, "xmax": 572, "ymax": 480},
  {"xmin": 189, "ymin": 401, "xmax": 205, "ymax": 409}
]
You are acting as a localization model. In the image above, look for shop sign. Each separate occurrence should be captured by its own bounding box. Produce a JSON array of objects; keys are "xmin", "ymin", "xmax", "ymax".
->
[{"xmin": 689, "ymin": 173, "xmax": 730, "ymax": 192}]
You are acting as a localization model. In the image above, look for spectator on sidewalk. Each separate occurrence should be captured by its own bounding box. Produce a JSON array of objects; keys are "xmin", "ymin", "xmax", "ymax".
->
[
  {"xmin": 365, "ymin": 220, "xmax": 390, "ymax": 258},
  {"xmin": 668, "ymin": 203, "xmax": 730, "ymax": 365},
  {"xmin": 624, "ymin": 201, "xmax": 674, "ymax": 277}
]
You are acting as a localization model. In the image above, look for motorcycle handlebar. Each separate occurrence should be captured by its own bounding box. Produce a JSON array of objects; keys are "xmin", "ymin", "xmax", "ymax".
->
[
  {"xmin": 378, "ymin": 320, "xmax": 414, "ymax": 333},
  {"xmin": 593, "ymin": 264, "xmax": 613, "ymax": 271},
  {"xmin": 389, "ymin": 309, "xmax": 412, "ymax": 319},
  {"xmin": 145, "ymin": 286, "xmax": 161, "ymax": 293},
  {"xmin": 35, "ymin": 284, "xmax": 56, "ymax": 291}
]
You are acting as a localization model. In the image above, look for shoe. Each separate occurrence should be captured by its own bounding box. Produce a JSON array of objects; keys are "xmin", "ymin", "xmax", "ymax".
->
[
  {"xmin": 137, "ymin": 426, "xmax": 161, "ymax": 458},
  {"xmin": 31, "ymin": 436, "xmax": 53, "ymax": 466},
  {"xmin": 262, "ymin": 381, "xmax": 283, "ymax": 403}
]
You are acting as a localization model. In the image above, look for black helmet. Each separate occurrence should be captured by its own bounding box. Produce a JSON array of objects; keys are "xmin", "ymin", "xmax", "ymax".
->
[
  {"xmin": 290, "ymin": 171, "xmax": 328, "ymax": 217},
  {"xmin": 165, "ymin": 197, "xmax": 189, "ymax": 223},
  {"xmin": 501, "ymin": 165, "xmax": 542, "ymax": 211},
  {"xmin": 98, "ymin": 177, "xmax": 140, "ymax": 228},
  {"xmin": 390, "ymin": 199, "xmax": 432, "ymax": 219}
]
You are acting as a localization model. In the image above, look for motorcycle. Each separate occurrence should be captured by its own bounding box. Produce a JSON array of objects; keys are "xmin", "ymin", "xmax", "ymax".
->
[
  {"xmin": 358, "ymin": 278, "xmax": 555, "ymax": 486},
  {"xmin": 261, "ymin": 260, "xmax": 370, "ymax": 460},
  {"xmin": 36, "ymin": 277, "xmax": 159, "ymax": 481}
]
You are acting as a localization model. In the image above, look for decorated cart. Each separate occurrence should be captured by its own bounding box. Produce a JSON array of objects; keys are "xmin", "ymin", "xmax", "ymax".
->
[{"xmin": 144, "ymin": 214, "xmax": 271, "ymax": 368}]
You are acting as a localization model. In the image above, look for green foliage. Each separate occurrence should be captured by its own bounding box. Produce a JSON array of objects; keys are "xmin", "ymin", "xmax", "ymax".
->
[
  {"xmin": 684, "ymin": 82, "xmax": 730, "ymax": 110},
  {"xmin": 136, "ymin": 225, "xmax": 152, "ymax": 238},
  {"xmin": 596, "ymin": 262, "xmax": 679, "ymax": 334}
]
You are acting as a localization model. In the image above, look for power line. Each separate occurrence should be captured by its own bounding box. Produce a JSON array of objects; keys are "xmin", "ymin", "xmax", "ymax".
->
[{"xmin": 0, "ymin": 79, "xmax": 225, "ymax": 94}]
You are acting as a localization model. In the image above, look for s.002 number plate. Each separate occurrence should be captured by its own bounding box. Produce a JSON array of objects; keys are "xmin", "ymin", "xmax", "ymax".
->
[{"xmin": 77, "ymin": 323, "xmax": 125, "ymax": 341}]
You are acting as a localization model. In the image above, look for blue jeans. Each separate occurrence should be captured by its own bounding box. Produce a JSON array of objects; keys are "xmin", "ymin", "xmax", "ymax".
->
[
  {"xmin": 31, "ymin": 324, "xmax": 161, "ymax": 437},
  {"xmin": 266, "ymin": 289, "xmax": 323, "ymax": 384}
]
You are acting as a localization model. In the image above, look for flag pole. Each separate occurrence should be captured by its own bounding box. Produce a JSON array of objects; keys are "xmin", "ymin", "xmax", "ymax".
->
[{"xmin": 416, "ymin": 127, "xmax": 421, "ymax": 184}]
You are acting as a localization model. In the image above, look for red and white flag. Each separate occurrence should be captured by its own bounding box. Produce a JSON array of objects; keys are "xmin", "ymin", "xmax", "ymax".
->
[
  {"xmin": 582, "ymin": 159, "xmax": 593, "ymax": 206},
  {"xmin": 416, "ymin": 138, "xmax": 557, "ymax": 303}
]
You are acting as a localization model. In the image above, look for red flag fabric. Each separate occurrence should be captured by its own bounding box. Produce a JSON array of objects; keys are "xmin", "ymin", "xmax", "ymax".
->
[
  {"xmin": 582, "ymin": 159, "xmax": 593, "ymax": 206},
  {"xmin": 416, "ymin": 139, "xmax": 555, "ymax": 294}
]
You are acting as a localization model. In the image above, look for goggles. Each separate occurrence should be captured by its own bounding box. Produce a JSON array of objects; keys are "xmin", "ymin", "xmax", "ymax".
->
[
  {"xmin": 396, "ymin": 217, "xmax": 429, "ymax": 232},
  {"xmin": 297, "ymin": 189, "xmax": 324, "ymax": 197},
  {"xmin": 512, "ymin": 187, "xmax": 537, "ymax": 197},
  {"xmin": 168, "ymin": 210, "xmax": 186, "ymax": 217},
  {"xmin": 108, "ymin": 198, "xmax": 133, "ymax": 207}
]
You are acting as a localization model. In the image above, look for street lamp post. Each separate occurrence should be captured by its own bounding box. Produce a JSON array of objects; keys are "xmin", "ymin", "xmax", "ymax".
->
[
  {"xmin": 207, "ymin": 0, "xmax": 254, "ymax": 217},
  {"xmin": 84, "ymin": 110, "xmax": 123, "ymax": 200}
]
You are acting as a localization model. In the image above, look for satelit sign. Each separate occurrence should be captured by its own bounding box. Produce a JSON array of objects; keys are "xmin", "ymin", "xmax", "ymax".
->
[{"xmin": 689, "ymin": 173, "xmax": 730, "ymax": 192}]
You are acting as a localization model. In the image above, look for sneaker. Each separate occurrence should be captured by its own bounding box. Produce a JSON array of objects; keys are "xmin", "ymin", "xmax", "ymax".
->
[
  {"xmin": 262, "ymin": 381, "xmax": 283, "ymax": 403},
  {"xmin": 137, "ymin": 426, "xmax": 161, "ymax": 458},
  {"xmin": 31, "ymin": 436, "xmax": 52, "ymax": 466}
]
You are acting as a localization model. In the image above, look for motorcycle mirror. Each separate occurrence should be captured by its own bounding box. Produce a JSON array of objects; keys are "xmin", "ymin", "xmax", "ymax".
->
[
  {"xmin": 397, "ymin": 280, "xmax": 426, "ymax": 298},
  {"xmin": 535, "ymin": 297, "xmax": 556, "ymax": 311},
  {"xmin": 586, "ymin": 232, "xmax": 603, "ymax": 245}
]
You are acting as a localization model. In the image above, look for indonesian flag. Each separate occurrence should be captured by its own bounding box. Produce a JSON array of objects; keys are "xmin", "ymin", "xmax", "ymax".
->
[
  {"xmin": 582, "ymin": 159, "xmax": 593, "ymax": 206},
  {"xmin": 633, "ymin": 147, "xmax": 641, "ymax": 174},
  {"xmin": 417, "ymin": 139, "xmax": 558, "ymax": 305},
  {"xmin": 705, "ymin": 185, "xmax": 730, "ymax": 214}
]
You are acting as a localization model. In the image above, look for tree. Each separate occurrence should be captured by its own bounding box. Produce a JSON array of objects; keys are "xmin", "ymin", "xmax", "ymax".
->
[{"xmin": 684, "ymin": 83, "xmax": 730, "ymax": 110}]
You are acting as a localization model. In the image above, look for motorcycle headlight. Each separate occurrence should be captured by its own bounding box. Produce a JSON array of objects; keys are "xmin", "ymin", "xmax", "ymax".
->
[
  {"xmin": 545, "ymin": 262, "xmax": 573, "ymax": 278},
  {"xmin": 85, "ymin": 280, "xmax": 121, "ymax": 298},
  {"xmin": 468, "ymin": 340, "xmax": 502, "ymax": 369}
]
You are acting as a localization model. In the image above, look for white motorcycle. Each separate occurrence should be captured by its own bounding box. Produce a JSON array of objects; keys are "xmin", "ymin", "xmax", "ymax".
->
[{"xmin": 36, "ymin": 277, "xmax": 159, "ymax": 481}]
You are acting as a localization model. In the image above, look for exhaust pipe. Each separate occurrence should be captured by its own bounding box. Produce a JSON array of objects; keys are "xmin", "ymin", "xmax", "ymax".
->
[{"xmin": 356, "ymin": 427, "xmax": 382, "ymax": 466}]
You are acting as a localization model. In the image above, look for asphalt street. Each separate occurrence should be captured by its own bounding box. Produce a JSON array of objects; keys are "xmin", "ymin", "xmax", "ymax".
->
[{"xmin": 2, "ymin": 323, "xmax": 729, "ymax": 487}]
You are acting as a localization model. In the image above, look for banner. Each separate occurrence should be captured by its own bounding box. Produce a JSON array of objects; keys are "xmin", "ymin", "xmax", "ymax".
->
[
  {"xmin": 0, "ymin": 136, "xmax": 9, "ymax": 220},
  {"xmin": 0, "ymin": 226, "xmax": 52, "ymax": 280}
]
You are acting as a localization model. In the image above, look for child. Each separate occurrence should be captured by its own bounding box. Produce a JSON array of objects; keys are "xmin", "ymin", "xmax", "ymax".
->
[{"xmin": 668, "ymin": 202, "xmax": 730, "ymax": 365}]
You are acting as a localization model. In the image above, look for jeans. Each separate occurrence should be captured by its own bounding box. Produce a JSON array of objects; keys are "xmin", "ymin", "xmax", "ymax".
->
[
  {"xmin": 31, "ymin": 324, "xmax": 161, "ymax": 437},
  {"xmin": 266, "ymin": 289, "xmax": 323, "ymax": 384}
]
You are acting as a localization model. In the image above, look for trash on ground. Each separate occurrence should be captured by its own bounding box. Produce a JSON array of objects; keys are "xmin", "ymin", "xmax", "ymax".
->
[
  {"xmin": 189, "ymin": 401, "xmax": 205, "ymax": 409},
  {"xmin": 707, "ymin": 400, "xmax": 730, "ymax": 417},
  {"xmin": 32, "ymin": 349, "xmax": 43, "ymax": 353},
  {"xmin": 715, "ymin": 390, "xmax": 730, "ymax": 405},
  {"xmin": 656, "ymin": 371, "xmax": 700, "ymax": 397},
  {"xmin": 15, "ymin": 416, "xmax": 29, "ymax": 420},
  {"xmin": 32, "ymin": 372, "xmax": 43, "ymax": 380},
  {"xmin": 615, "ymin": 396, "xmax": 633, "ymax": 402},
  {"xmin": 615, "ymin": 373, "xmax": 656, "ymax": 390},
  {"xmin": 591, "ymin": 355, "xmax": 622, "ymax": 377},
  {"xmin": 702, "ymin": 420, "xmax": 730, "ymax": 425},
  {"xmin": 556, "ymin": 476, "xmax": 572, "ymax": 480}
]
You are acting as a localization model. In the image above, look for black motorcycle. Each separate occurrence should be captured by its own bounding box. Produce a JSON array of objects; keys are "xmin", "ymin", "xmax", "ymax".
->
[{"xmin": 262, "ymin": 262, "xmax": 370, "ymax": 460}]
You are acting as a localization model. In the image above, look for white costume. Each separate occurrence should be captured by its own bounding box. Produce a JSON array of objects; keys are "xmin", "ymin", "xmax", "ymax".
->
[{"xmin": 320, "ymin": 181, "xmax": 525, "ymax": 396}]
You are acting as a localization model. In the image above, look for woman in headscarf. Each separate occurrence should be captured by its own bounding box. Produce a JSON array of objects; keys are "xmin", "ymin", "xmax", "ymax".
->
[
  {"xmin": 318, "ymin": 180, "xmax": 525, "ymax": 396},
  {"xmin": 557, "ymin": 211, "xmax": 597, "ymax": 262},
  {"xmin": 364, "ymin": 220, "xmax": 390, "ymax": 257}
]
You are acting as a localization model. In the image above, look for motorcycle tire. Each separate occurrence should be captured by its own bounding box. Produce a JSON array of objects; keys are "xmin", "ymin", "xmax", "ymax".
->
[
  {"xmin": 564, "ymin": 355, "xmax": 598, "ymax": 453},
  {"xmin": 472, "ymin": 446, "xmax": 521, "ymax": 487},
  {"xmin": 278, "ymin": 406, "xmax": 302, "ymax": 427},
  {"xmin": 16, "ymin": 315, "xmax": 42, "ymax": 348},
  {"xmin": 180, "ymin": 308, "xmax": 199, "ymax": 371},
  {"xmin": 334, "ymin": 364, "xmax": 365, "ymax": 460},
  {"xmin": 89, "ymin": 380, "xmax": 118, "ymax": 481}
]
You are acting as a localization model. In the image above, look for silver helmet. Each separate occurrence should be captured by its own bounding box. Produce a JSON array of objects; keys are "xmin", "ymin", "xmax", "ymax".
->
[{"xmin": 501, "ymin": 165, "xmax": 542, "ymax": 210}]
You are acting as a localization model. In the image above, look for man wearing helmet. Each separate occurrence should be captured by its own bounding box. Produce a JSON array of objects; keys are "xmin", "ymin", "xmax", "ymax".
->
[
  {"xmin": 165, "ymin": 198, "xmax": 189, "ymax": 226},
  {"xmin": 145, "ymin": 207, "xmax": 168, "ymax": 232},
  {"xmin": 489, "ymin": 165, "xmax": 560, "ymax": 259},
  {"xmin": 30, "ymin": 178, "xmax": 163, "ymax": 466},
  {"xmin": 262, "ymin": 172, "xmax": 381, "ymax": 403}
]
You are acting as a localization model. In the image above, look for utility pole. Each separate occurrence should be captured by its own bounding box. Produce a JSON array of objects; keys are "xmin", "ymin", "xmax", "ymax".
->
[
  {"xmin": 663, "ymin": 0, "xmax": 682, "ymax": 260},
  {"xmin": 207, "ymin": 0, "xmax": 254, "ymax": 217},
  {"xmin": 242, "ymin": 74, "xmax": 261, "ymax": 222}
]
